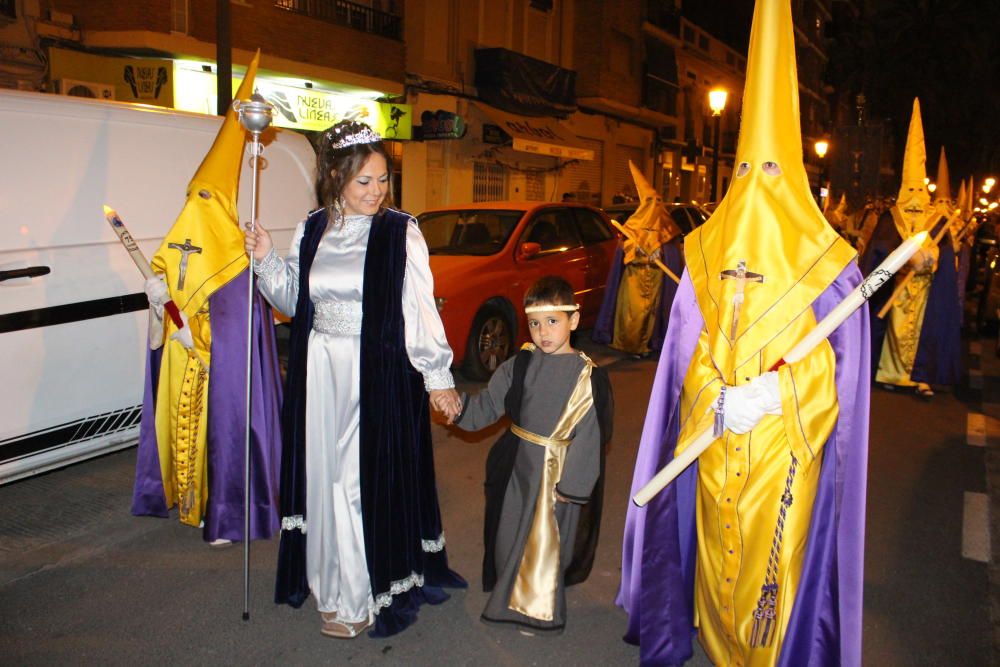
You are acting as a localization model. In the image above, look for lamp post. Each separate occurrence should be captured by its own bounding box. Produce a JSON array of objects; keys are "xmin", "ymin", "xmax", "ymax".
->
[
  {"xmin": 814, "ymin": 138, "xmax": 829, "ymax": 206},
  {"xmin": 708, "ymin": 88, "xmax": 728, "ymax": 202}
]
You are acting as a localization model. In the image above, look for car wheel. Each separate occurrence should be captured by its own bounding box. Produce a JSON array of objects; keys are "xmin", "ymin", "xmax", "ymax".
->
[{"xmin": 464, "ymin": 305, "xmax": 514, "ymax": 381}]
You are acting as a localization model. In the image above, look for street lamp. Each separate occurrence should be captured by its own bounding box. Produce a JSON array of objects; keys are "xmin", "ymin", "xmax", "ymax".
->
[
  {"xmin": 928, "ymin": 183, "xmax": 937, "ymax": 193},
  {"xmin": 708, "ymin": 88, "xmax": 728, "ymax": 202},
  {"xmin": 814, "ymin": 138, "xmax": 830, "ymax": 206}
]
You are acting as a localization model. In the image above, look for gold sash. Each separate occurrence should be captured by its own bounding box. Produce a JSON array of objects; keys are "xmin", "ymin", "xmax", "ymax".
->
[{"xmin": 507, "ymin": 352, "xmax": 596, "ymax": 621}]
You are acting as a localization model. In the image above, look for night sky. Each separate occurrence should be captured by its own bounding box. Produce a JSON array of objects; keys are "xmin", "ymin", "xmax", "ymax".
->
[{"xmin": 682, "ymin": 0, "xmax": 999, "ymax": 182}]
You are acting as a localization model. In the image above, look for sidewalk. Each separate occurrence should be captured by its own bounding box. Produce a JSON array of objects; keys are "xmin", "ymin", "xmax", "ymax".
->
[{"xmin": 974, "ymin": 335, "xmax": 1000, "ymax": 662}]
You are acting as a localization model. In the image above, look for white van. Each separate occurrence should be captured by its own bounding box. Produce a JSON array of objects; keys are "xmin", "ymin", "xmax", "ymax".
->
[{"xmin": 0, "ymin": 89, "xmax": 316, "ymax": 484}]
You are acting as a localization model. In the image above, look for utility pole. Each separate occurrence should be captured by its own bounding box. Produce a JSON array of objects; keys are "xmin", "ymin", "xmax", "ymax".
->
[{"xmin": 216, "ymin": 0, "xmax": 232, "ymax": 116}]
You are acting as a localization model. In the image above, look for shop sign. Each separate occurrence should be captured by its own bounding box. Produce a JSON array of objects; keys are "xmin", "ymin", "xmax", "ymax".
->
[
  {"xmin": 173, "ymin": 65, "xmax": 411, "ymax": 139},
  {"xmin": 49, "ymin": 47, "xmax": 173, "ymax": 106},
  {"xmin": 419, "ymin": 110, "xmax": 465, "ymax": 140}
]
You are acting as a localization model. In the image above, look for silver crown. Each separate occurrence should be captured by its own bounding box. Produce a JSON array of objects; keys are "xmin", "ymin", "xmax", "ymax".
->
[{"xmin": 326, "ymin": 125, "xmax": 382, "ymax": 150}]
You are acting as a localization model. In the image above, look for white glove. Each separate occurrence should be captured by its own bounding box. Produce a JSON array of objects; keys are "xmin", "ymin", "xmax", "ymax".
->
[
  {"xmin": 169, "ymin": 310, "xmax": 195, "ymax": 350},
  {"xmin": 144, "ymin": 276, "xmax": 169, "ymax": 318},
  {"xmin": 715, "ymin": 371, "xmax": 782, "ymax": 435}
]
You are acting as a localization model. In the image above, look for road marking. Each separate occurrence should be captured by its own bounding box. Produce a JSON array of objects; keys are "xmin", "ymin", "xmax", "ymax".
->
[
  {"xmin": 968, "ymin": 412, "xmax": 987, "ymax": 447},
  {"xmin": 970, "ymin": 340, "xmax": 982, "ymax": 356},
  {"xmin": 962, "ymin": 491, "xmax": 991, "ymax": 563},
  {"xmin": 969, "ymin": 368, "xmax": 984, "ymax": 389}
]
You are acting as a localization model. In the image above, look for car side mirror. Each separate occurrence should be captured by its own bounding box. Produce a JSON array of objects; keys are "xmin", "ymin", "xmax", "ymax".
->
[{"xmin": 520, "ymin": 242, "xmax": 542, "ymax": 259}]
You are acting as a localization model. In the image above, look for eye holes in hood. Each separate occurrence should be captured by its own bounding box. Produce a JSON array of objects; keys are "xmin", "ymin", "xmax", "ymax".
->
[
  {"xmin": 736, "ymin": 162, "xmax": 751, "ymax": 178},
  {"xmin": 762, "ymin": 161, "xmax": 782, "ymax": 176}
]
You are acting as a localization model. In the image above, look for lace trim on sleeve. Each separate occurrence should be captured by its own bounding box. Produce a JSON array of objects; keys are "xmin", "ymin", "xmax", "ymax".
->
[
  {"xmin": 280, "ymin": 515, "xmax": 306, "ymax": 534},
  {"xmin": 253, "ymin": 248, "xmax": 283, "ymax": 283},
  {"xmin": 424, "ymin": 367, "xmax": 455, "ymax": 392}
]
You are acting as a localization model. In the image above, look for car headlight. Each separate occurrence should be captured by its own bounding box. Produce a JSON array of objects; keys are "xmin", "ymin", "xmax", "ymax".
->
[{"xmin": 435, "ymin": 296, "xmax": 447, "ymax": 312}]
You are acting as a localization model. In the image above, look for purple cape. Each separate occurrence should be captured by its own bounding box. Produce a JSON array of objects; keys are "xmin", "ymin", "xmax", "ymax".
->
[
  {"xmin": 617, "ymin": 265, "xmax": 869, "ymax": 667},
  {"xmin": 911, "ymin": 222, "xmax": 962, "ymax": 386},
  {"xmin": 131, "ymin": 269, "xmax": 283, "ymax": 542},
  {"xmin": 593, "ymin": 240, "xmax": 684, "ymax": 352}
]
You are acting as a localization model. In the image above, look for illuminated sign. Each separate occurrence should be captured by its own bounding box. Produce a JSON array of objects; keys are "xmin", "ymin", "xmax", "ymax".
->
[{"xmin": 174, "ymin": 65, "xmax": 411, "ymax": 139}]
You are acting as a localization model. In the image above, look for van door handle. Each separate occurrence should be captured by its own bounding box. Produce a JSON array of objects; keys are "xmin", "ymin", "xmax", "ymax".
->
[{"xmin": 0, "ymin": 266, "xmax": 51, "ymax": 282}]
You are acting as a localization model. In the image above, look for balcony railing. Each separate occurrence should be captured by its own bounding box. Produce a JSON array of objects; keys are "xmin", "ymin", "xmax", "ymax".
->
[
  {"xmin": 275, "ymin": 0, "xmax": 402, "ymax": 41},
  {"xmin": 645, "ymin": 0, "xmax": 680, "ymax": 36}
]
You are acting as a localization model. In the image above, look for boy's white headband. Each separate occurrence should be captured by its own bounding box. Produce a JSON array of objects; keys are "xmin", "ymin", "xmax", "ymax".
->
[{"xmin": 524, "ymin": 304, "xmax": 580, "ymax": 314}]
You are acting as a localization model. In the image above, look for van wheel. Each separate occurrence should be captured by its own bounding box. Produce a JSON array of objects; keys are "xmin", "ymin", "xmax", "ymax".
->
[{"xmin": 464, "ymin": 305, "xmax": 513, "ymax": 381}]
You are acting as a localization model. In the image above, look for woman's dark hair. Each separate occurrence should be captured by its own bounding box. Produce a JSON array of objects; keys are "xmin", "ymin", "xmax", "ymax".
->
[
  {"xmin": 524, "ymin": 275, "xmax": 576, "ymax": 309},
  {"xmin": 316, "ymin": 120, "xmax": 394, "ymax": 220}
]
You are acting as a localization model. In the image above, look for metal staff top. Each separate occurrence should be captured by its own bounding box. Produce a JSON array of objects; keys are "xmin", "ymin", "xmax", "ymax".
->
[{"xmin": 233, "ymin": 91, "xmax": 274, "ymax": 136}]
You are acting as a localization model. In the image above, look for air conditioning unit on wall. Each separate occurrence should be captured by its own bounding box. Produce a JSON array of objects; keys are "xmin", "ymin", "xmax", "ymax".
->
[{"xmin": 57, "ymin": 79, "xmax": 115, "ymax": 101}]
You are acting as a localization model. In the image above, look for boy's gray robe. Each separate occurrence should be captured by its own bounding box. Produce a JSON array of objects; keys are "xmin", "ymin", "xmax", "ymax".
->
[{"xmin": 457, "ymin": 347, "xmax": 609, "ymax": 633}]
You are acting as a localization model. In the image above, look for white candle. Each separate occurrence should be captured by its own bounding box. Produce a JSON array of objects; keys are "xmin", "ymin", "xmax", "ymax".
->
[{"xmin": 631, "ymin": 231, "xmax": 928, "ymax": 507}]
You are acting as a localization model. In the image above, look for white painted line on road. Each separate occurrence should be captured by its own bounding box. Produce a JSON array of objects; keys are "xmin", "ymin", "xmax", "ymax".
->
[
  {"xmin": 962, "ymin": 491, "xmax": 991, "ymax": 563},
  {"xmin": 969, "ymin": 368, "xmax": 984, "ymax": 389},
  {"xmin": 970, "ymin": 340, "xmax": 982, "ymax": 356},
  {"xmin": 968, "ymin": 412, "xmax": 987, "ymax": 447}
]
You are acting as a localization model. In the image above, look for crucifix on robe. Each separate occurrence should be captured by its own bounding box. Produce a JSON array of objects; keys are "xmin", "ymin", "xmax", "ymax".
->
[
  {"xmin": 167, "ymin": 238, "xmax": 202, "ymax": 291},
  {"xmin": 720, "ymin": 259, "xmax": 764, "ymax": 340}
]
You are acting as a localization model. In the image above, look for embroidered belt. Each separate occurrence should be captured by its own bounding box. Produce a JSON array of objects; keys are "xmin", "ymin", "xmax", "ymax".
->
[
  {"xmin": 510, "ymin": 424, "xmax": 571, "ymax": 448},
  {"xmin": 312, "ymin": 300, "xmax": 362, "ymax": 335}
]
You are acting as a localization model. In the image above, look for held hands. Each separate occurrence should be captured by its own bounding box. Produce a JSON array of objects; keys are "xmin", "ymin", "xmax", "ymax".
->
[
  {"xmin": 170, "ymin": 310, "xmax": 195, "ymax": 350},
  {"xmin": 714, "ymin": 371, "xmax": 782, "ymax": 435},
  {"xmin": 244, "ymin": 221, "xmax": 273, "ymax": 261},
  {"xmin": 429, "ymin": 388, "xmax": 463, "ymax": 424}
]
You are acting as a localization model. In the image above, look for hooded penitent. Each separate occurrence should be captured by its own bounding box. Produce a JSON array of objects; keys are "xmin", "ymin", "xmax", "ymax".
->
[
  {"xmin": 622, "ymin": 160, "xmax": 682, "ymax": 263},
  {"xmin": 592, "ymin": 161, "xmax": 685, "ymax": 355},
  {"xmin": 892, "ymin": 99, "xmax": 933, "ymax": 238},
  {"xmin": 145, "ymin": 53, "xmax": 262, "ymax": 527},
  {"xmin": 617, "ymin": 0, "xmax": 869, "ymax": 664}
]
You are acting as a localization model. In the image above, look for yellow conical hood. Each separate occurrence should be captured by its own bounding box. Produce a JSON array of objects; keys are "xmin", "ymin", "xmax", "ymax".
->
[
  {"xmin": 683, "ymin": 0, "xmax": 855, "ymax": 373},
  {"xmin": 187, "ymin": 50, "xmax": 261, "ymax": 219},
  {"xmin": 956, "ymin": 179, "xmax": 967, "ymax": 219},
  {"xmin": 934, "ymin": 146, "xmax": 952, "ymax": 204},
  {"xmin": 892, "ymin": 98, "xmax": 931, "ymax": 237},
  {"xmin": 966, "ymin": 177, "xmax": 976, "ymax": 219},
  {"xmin": 622, "ymin": 160, "xmax": 681, "ymax": 252}
]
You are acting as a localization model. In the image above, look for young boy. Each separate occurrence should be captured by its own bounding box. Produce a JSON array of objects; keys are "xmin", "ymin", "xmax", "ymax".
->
[{"xmin": 453, "ymin": 275, "xmax": 614, "ymax": 635}]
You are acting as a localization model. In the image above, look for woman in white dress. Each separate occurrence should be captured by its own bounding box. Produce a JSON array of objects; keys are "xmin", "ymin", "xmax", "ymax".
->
[{"xmin": 245, "ymin": 120, "xmax": 465, "ymax": 638}]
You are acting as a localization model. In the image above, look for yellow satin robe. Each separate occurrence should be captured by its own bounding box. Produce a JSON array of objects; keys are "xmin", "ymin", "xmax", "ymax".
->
[
  {"xmin": 676, "ymin": 310, "xmax": 840, "ymax": 667},
  {"xmin": 611, "ymin": 247, "xmax": 663, "ymax": 355},
  {"xmin": 876, "ymin": 249, "xmax": 938, "ymax": 387}
]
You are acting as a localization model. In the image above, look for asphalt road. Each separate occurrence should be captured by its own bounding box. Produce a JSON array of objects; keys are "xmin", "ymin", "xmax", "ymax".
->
[{"xmin": 0, "ymin": 333, "xmax": 992, "ymax": 665}]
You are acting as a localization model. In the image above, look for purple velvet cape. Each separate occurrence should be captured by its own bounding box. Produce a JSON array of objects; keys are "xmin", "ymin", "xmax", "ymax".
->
[
  {"xmin": 593, "ymin": 240, "xmax": 684, "ymax": 352},
  {"xmin": 131, "ymin": 269, "xmax": 284, "ymax": 542},
  {"xmin": 273, "ymin": 208, "xmax": 466, "ymax": 637},
  {"xmin": 911, "ymin": 218, "xmax": 962, "ymax": 386},
  {"xmin": 617, "ymin": 264, "xmax": 869, "ymax": 667}
]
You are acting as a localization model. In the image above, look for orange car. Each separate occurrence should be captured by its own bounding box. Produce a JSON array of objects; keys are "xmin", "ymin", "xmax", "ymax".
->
[{"xmin": 417, "ymin": 201, "xmax": 619, "ymax": 379}]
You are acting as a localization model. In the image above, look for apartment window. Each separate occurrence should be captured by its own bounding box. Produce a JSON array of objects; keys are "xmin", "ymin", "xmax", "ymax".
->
[
  {"xmin": 473, "ymin": 162, "xmax": 506, "ymax": 202},
  {"xmin": 698, "ymin": 34, "xmax": 709, "ymax": 51},
  {"xmin": 529, "ymin": 0, "xmax": 553, "ymax": 10},
  {"xmin": 274, "ymin": 0, "xmax": 403, "ymax": 40},
  {"xmin": 0, "ymin": 0, "xmax": 16, "ymax": 20},
  {"xmin": 171, "ymin": 0, "xmax": 188, "ymax": 33},
  {"xmin": 683, "ymin": 25, "xmax": 695, "ymax": 43}
]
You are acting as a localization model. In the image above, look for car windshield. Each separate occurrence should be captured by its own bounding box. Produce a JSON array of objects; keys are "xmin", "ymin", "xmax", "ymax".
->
[{"xmin": 418, "ymin": 209, "xmax": 524, "ymax": 256}]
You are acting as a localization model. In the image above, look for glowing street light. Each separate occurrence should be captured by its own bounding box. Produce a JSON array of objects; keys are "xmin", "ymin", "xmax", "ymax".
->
[
  {"xmin": 980, "ymin": 197, "xmax": 990, "ymax": 206},
  {"xmin": 928, "ymin": 183, "xmax": 937, "ymax": 193},
  {"xmin": 814, "ymin": 140, "xmax": 829, "ymax": 159},
  {"xmin": 708, "ymin": 88, "xmax": 728, "ymax": 202}
]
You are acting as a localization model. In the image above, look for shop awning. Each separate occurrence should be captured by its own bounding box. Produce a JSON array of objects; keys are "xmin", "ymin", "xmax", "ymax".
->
[{"xmin": 474, "ymin": 103, "xmax": 595, "ymax": 161}]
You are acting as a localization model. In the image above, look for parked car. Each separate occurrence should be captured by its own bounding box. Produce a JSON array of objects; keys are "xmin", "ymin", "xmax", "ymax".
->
[
  {"xmin": 417, "ymin": 201, "xmax": 618, "ymax": 379},
  {"xmin": 603, "ymin": 201, "xmax": 710, "ymax": 235}
]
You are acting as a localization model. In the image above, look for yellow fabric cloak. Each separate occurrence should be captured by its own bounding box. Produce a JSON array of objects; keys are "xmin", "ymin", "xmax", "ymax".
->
[
  {"xmin": 149, "ymin": 52, "xmax": 259, "ymax": 526},
  {"xmin": 611, "ymin": 161, "xmax": 681, "ymax": 354},
  {"xmin": 677, "ymin": 0, "xmax": 854, "ymax": 663}
]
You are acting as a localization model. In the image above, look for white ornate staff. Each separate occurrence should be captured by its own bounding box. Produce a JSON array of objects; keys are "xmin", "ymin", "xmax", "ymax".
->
[
  {"xmin": 632, "ymin": 231, "xmax": 929, "ymax": 507},
  {"xmin": 232, "ymin": 90, "xmax": 274, "ymax": 621}
]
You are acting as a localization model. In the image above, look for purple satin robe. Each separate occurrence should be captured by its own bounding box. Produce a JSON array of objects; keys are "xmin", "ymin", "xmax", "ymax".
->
[
  {"xmin": 618, "ymin": 265, "xmax": 869, "ymax": 666},
  {"xmin": 131, "ymin": 269, "xmax": 283, "ymax": 542}
]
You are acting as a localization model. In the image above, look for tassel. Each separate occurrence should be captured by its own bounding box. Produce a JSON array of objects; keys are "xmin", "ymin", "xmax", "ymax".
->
[{"xmin": 713, "ymin": 385, "xmax": 727, "ymax": 438}]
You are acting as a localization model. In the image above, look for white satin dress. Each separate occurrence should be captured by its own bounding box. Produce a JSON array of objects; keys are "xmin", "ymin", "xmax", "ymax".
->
[{"xmin": 255, "ymin": 212, "xmax": 455, "ymax": 623}]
